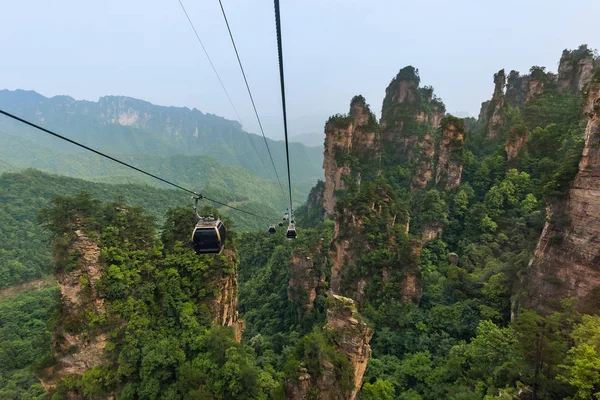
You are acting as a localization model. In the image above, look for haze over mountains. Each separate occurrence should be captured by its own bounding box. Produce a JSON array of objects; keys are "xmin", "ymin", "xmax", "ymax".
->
[
  {"xmin": 0, "ymin": 89, "xmax": 324, "ymax": 208},
  {"xmin": 290, "ymin": 132, "xmax": 323, "ymax": 147}
]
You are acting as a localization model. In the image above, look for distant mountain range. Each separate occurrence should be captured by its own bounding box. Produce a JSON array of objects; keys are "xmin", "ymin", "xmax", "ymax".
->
[{"xmin": 0, "ymin": 90, "xmax": 323, "ymax": 192}]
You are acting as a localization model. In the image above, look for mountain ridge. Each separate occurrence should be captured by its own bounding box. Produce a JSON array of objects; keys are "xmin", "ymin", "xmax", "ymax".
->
[{"xmin": 0, "ymin": 89, "xmax": 323, "ymax": 187}]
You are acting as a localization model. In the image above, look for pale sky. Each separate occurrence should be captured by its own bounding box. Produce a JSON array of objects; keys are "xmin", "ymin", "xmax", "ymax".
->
[{"xmin": 1, "ymin": 0, "xmax": 599, "ymax": 139}]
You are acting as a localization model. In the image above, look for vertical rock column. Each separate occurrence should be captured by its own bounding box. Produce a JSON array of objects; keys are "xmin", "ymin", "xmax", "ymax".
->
[
  {"xmin": 210, "ymin": 248, "xmax": 245, "ymax": 342},
  {"xmin": 325, "ymin": 295, "xmax": 373, "ymax": 400},
  {"xmin": 486, "ymin": 69, "xmax": 506, "ymax": 139},
  {"xmin": 526, "ymin": 80, "xmax": 600, "ymax": 313},
  {"xmin": 379, "ymin": 66, "xmax": 446, "ymax": 191},
  {"xmin": 322, "ymin": 96, "xmax": 379, "ymax": 217},
  {"xmin": 435, "ymin": 116, "xmax": 465, "ymax": 191}
]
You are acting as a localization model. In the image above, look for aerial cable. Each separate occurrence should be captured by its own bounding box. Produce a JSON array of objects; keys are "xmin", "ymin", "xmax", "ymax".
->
[
  {"xmin": 176, "ymin": 0, "xmax": 273, "ymax": 182},
  {"xmin": 216, "ymin": 0, "xmax": 286, "ymax": 199},
  {"xmin": 273, "ymin": 0, "xmax": 294, "ymax": 215},
  {"xmin": 0, "ymin": 109, "xmax": 265, "ymax": 220}
]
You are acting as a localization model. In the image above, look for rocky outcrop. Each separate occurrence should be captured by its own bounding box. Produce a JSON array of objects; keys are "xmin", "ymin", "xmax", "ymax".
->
[
  {"xmin": 380, "ymin": 66, "xmax": 446, "ymax": 191},
  {"xmin": 505, "ymin": 123, "xmax": 530, "ymax": 162},
  {"xmin": 411, "ymin": 132, "xmax": 436, "ymax": 191},
  {"xmin": 435, "ymin": 116, "xmax": 465, "ymax": 190},
  {"xmin": 524, "ymin": 76, "xmax": 547, "ymax": 103},
  {"xmin": 489, "ymin": 46, "xmax": 595, "ymax": 124},
  {"xmin": 326, "ymin": 295, "xmax": 372, "ymax": 400},
  {"xmin": 210, "ymin": 249, "xmax": 244, "ymax": 342},
  {"xmin": 285, "ymin": 295, "xmax": 372, "ymax": 400},
  {"xmin": 505, "ymin": 69, "xmax": 556, "ymax": 108},
  {"xmin": 288, "ymin": 251, "xmax": 324, "ymax": 318},
  {"xmin": 324, "ymin": 68, "xmax": 445, "ymax": 303},
  {"xmin": 42, "ymin": 229, "xmax": 107, "ymax": 390},
  {"xmin": 323, "ymin": 120, "xmax": 352, "ymax": 217},
  {"xmin": 330, "ymin": 210, "xmax": 360, "ymax": 295},
  {"xmin": 402, "ymin": 241, "xmax": 424, "ymax": 303},
  {"xmin": 485, "ymin": 69, "xmax": 506, "ymax": 139},
  {"xmin": 526, "ymin": 80, "xmax": 600, "ymax": 313},
  {"xmin": 558, "ymin": 46, "xmax": 595, "ymax": 94},
  {"xmin": 422, "ymin": 223, "xmax": 443, "ymax": 245},
  {"xmin": 306, "ymin": 180, "xmax": 326, "ymax": 218},
  {"xmin": 329, "ymin": 181, "xmax": 422, "ymax": 304},
  {"xmin": 322, "ymin": 96, "xmax": 379, "ymax": 217}
]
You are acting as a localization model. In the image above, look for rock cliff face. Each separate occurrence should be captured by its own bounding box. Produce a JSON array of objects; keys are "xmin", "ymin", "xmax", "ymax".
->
[
  {"xmin": 288, "ymin": 250, "xmax": 325, "ymax": 318},
  {"xmin": 380, "ymin": 66, "xmax": 446, "ymax": 191},
  {"xmin": 421, "ymin": 223, "xmax": 443, "ymax": 246},
  {"xmin": 210, "ymin": 249, "xmax": 244, "ymax": 342},
  {"xmin": 326, "ymin": 295, "xmax": 372, "ymax": 400},
  {"xmin": 435, "ymin": 117, "xmax": 465, "ymax": 190},
  {"xmin": 505, "ymin": 69, "xmax": 556, "ymax": 108},
  {"xmin": 284, "ymin": 295, "xmax": 372, "ymax": 400},
  {"xmin": 41, "ymin": 229, "xmax": 107, "ymax": 390},
  {"xmin": 480, "ymin": 46, "xmax": 598, "ymax": 161},
  {"xmin": 306, "ymin": 180, "xmax": 326, "ymax": 217},
  {"xmin": 484, "ymin": 69, "xmax": 506, "ymax": 139},
  {"xmin": 526, "ymin": 80, "xmax": 600, "ymax": 313},
  {"xmin": 43, "ymin": 208, "xmax": 246, "ymax": 394},
  {"xmin": 505, "ymin": 123, "xmax": 530, "ymax": 163},
  {"xmin": 323, "ymin": 96, "xmax": 379, "ymax": 217},
  {"xmin": 330, "ymin": 209, "xmax": 361, "ymax": 295},
  {"xmin": 323, "ymin": 67, "xmax": 452, "ymax": 304},
  {"xmin": 329, "ymin": 181, "xmax": 422, "ymax": 304},
  {"xmin": 411, "ymin": 131, "xmax": 436, "ymax": 191},
  {"xmin": 96, "ymin": 96, "xmax": 244, "ymax": 138},
  {"xmin": 557, "ymin": 47, "xmax": 595, "ymax": 94}
]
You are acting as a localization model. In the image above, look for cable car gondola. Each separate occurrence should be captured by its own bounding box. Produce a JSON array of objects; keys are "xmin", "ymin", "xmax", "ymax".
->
[
  {"xmin": 191, "ymin": 197, "xmax": 226, "ymax": 255},
  {"xmin": 286, "ymin": 223, "xmax": 297, "ymax": 239},
  {"xmin": 268, "ymin": 224, "xmax": 276, "ymax": 234},
  {"xmin": 192, "ymin": 216, "xmax": 226, "ymax": 254}
]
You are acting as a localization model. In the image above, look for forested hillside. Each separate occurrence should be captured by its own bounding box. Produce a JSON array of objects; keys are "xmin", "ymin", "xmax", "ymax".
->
[
  {"xmin": 1, "ymin": 45, "xmax": 599, "ymax": 400},
  {"xmin": 0, "ymin": 132, "xmax": 311, "ymax": 209},
  {"xmin": 0, "ymin": 89, "xmax": 323, "ymax": 190},
  {"xmin": 0, "ymin": 169, "xmax": 280, "ymax": 290},
  {"xmin": 238, "ymin": 45, "xmax": 600, "ymax": 399}
]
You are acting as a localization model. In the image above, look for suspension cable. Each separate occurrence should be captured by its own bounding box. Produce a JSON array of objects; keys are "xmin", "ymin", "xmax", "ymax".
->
[
  {"xmin": 273, "ymin": 0, "xmax": 294, "ymax": 215},
  {"xmin": 0, "ymin": 109, "xmax": 265, "ymax": 219},
  {"xmin": 176, "ymin": 0, "xmax": 273, "ymax": 182},
  {"xmin": 216, "ymin": 0, "xmax": 286, "ymax": 199}
]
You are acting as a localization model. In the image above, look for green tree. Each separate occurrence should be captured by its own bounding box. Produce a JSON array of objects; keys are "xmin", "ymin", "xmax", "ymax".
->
[{"xmin": 558, "ymin": 315, "xmax": 600, "ymax": 399}]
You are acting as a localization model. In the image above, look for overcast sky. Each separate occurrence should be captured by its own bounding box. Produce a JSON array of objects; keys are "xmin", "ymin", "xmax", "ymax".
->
[{"xmin": 1, "ymin": 0, "xmax": 599, "ymax": 139}]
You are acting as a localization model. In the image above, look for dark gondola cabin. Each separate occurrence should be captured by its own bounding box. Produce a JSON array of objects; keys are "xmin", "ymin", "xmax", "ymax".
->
[
  {"xmin": 286, "ymin": 223, "xmax": 297, "ymax": 239},
  {"xmin": 268, "ymin": 225, "xmax": 276, "ymax": 234},
  {"xmin": 192, "ymin": 217, "xmax": 226, "ymax": 254}
]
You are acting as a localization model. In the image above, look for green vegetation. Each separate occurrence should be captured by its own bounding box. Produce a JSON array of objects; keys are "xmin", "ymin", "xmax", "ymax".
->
[
  {"xmin": 0, "ymin": 89, "xmax": 323, "ymax": 189},
  {"xmin": 560, "ymin": 44, "xmax": 595, "ymax": 69},
  {"xmin": 380, "ymin": 66, "xmax": 446, "ymax": 192},
  {"xmin": 0, "ymin": 49, "xmax": 598, "ymax": 399},
  {"xmin": 33, "ymin": 196, "xmax": 283, "ymax": 399},
  {"xmin": 0, "ymin": 286, "xmax": 60, "ymax": 399},
  {"xmin": 440, "ymin": 115, "xmax": 464, "ymax": 133},
  {"xmin": 326, "ymin": 114, "xmax": 352, "ymax": 129},
  {"xmin": 0, "ymin": 169, "xmax": 280, "ymax": 291},
  {"xmin": 395, "ymin": 66, "xmax": 421, "ymax": 84},
  {"xmin": 0, "ymin": 131, "xmax": 310, "ymax": 210},
  {"xmin": 237, "ymin": 50, "xmax": 596, "ymax": 399}
]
